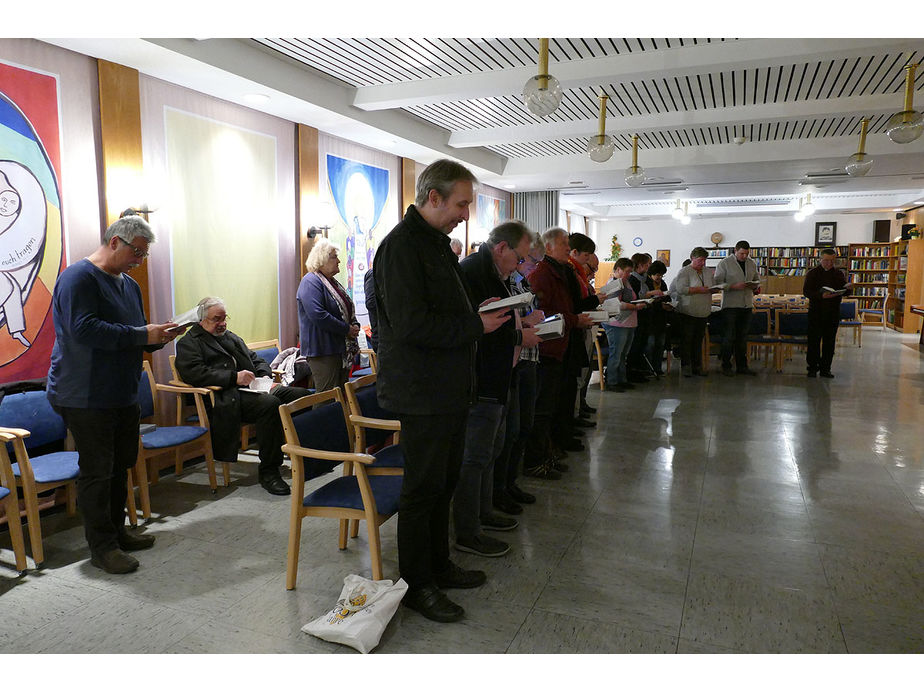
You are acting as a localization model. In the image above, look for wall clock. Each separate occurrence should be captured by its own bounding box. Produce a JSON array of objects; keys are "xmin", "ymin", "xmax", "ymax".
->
[
  {"xmin": 633, "ymin": 236, "xmax": 643, "ymax": 247},
  {"xmin": 710, "ymin": 232, "xmax": 724, "ymax": 246}
]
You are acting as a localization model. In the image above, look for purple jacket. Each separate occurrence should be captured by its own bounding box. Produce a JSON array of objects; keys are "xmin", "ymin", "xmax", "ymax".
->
[{"xmin": 296, "ymin": 272, "xmax": 357, "ymax": 358}]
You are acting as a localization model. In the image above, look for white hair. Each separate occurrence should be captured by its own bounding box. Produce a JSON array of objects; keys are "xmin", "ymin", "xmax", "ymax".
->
[
  {"xmin": 196, "ymin": 296, "xmax": 225, "ymax": 321},
  {"xmin": 305, "ymin": 238, "xmax": 338, "ymax": 274}
]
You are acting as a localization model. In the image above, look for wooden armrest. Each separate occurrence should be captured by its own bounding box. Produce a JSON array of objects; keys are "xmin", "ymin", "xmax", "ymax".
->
[
  {"xmin": 0, "ymin": 426, "xmax": 30, "ymax": 439},
  {"xmin": 349, "ymin": 415, "xmax": 400, "ymax": 432},
  {"xmin": 282, "ymin": 443, "xmax": 375, "ymax": 466},
  {"xmin": 154, "ymin": 383, "xmax": 212, "ymax": 396}
]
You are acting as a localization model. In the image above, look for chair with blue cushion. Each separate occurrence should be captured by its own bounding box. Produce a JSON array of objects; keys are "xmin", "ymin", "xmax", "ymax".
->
[
  {"xmin": 746, "ymin": 309, "xmax": 778, "ymax": 368},
  {"xmin": 839, "ymin": 299, "xmax": 862, "ymax": 347},
  {"xmin": 775, "ymin": 309, "xmax": 810, "ymax": 372},
  {"xmin": 0, "ymin": 390, "xmax": 79, "ymax": 567},
  {"xmin": 0, "ymin": 431, "xmax": 28, "ymax": 572},
  {"xmin": 279, "ymin": 388, "xmax": 402, "ymax": 589},
  {"xmin": 349, "ymin": 348, "xmax": 378, "ymax": 380},
  {"xmin": 593, "ymin": 327, "xmax": 609, "ymax": 389},
  {"xmin": 133, "ymin": 360, "xmax": 220, "ymax": 520}
]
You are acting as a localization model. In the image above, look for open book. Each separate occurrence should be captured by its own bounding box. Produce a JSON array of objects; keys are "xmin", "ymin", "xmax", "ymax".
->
[
  {"xmin": 822, "ymin": 286, "xmax": 848, "ymax": 296},
  {"xmin": 242, "ymin": 376, "xmax": 274, "ymax": 394},
  {"xmin": 534, "ymin": 313, "xmax": 565, "ymax": 340},
  {"xmin": 166, "ymin": 306, "xmax": 200, "ymax": 333},
  {"xmin": 581, "ymin": 310, "xmax": 609, "ymax": 322},
  {"xmin": 744, "ymin": 280, "xmax": 762, "ymax": 288},
  {"xmin": 478, "ymin": 291, "xmax": 534, "ymax": 313},
  {"xmin": 600, "ymin": 278, "xmax": 623, "ymax": 297},
  {"xmin": 631, "ymin": 297, "xmax": 656, "ymax": 305},
  {"xmin": 709, "ymin": 283, "xmax": 728, "ymax": 290}
]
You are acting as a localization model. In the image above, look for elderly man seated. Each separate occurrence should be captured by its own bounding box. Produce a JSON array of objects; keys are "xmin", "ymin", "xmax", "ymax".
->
[{"xmin": 174, "ymin": 297, "xmax": 312, "ymax": 495}]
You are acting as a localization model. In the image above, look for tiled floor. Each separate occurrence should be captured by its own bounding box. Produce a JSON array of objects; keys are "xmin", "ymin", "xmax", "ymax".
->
[{"xmin": 2, "ymin": 329, "xmax": 923, "ymax": 654}]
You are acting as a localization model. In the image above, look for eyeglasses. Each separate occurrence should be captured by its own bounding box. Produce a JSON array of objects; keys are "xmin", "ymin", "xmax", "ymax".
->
[
  {"xmin": 511, "ymin": 248, "xmax": 525, "ymax": 265},
  {"xmin": 118, "ymin": 237, "xmax": 149, "ymax": 259},
  {"xmin": 206, "ymin": 314, "xmax": 229, "ymax": 324}
]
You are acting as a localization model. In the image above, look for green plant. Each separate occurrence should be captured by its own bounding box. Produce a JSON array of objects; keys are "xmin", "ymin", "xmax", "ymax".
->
[{"xmin": 607, "ymin": 234, "xmax": 622, "ymax": 261}]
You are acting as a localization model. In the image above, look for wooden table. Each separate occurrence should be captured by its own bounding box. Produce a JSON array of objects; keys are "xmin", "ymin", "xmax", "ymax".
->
[{"xmin": 911, "ymin": 305, "xmax": 924, "ymax": 345}]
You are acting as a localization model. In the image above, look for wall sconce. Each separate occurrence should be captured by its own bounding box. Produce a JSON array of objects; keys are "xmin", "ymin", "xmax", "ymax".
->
[
  {"xmin": 523, "ymin": 38, "xmax": 562, "ymax": 118},
  {"xmin": 624, "ymin": 135, "xmax": 646, "ymax": 187},
  {"xmin": 886, "ymin": 63, "xmax": 923, "ymax": 144},
  {"xmin": 845, "ymin": 118, "xmax": 873, "ymax": 176},
  {"xmin": 587, "ymin": 93, "xmax": 615, "ymax": 163}
]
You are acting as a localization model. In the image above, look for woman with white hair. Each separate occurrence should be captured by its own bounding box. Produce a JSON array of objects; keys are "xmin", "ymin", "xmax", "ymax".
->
[{"xmin": 296, "ymin": 238, "xmax": 360, "ymax": 391}]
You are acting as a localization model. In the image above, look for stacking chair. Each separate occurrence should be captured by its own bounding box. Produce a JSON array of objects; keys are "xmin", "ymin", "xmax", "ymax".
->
[
  {"xmin": 707, "ymin": 310, "xmax": 725, "ymax": 364},
  {"xmin": 775, "ymin": 309, "xmax": 810, "ymax": 372},
  {"xmin": 839, "ymin": 299, "xmax": 862, "ymax": 347},
  {"xmin": 746, "ymin": 309, "xmax": 778, "ymax": 368},
  {"xmin": 593, "ymin": 328, "xmax": 609, "ymax": 390},
  {"xmin": 132, "ymin": 361, "xmax": 221, "ymax": 520},
  {"xmin": 246, "ymin": 339, "xmax": 283, "ymax": 382},
  {"xmin": 279, "ymin": 388, "xmax": 403, "ymax": 589},
  {"xmin": 0, "ymin": 432, "xmax": 28, "ymax": 572},
  {"xmin": 0, "ymin": 390, "xmax": 79, "ymax": 566},
  {"xmin": 350, "ymin": 348, "xmax": 378, "ymax": 380}
]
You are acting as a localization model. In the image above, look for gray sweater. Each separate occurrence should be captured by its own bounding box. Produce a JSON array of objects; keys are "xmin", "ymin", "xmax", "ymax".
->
[
  {"xmin": 672, "ymin": 264, "xmax": 716, "ymax": 318},
  {"xmin": 713, "ymin": 255, "xmax": 760, "ymax": 309}
]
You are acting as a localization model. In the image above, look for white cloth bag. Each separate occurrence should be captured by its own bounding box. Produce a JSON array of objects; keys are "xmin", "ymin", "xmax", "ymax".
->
[{"xmin": 302, "ymin": 574, "xmax": 408, "ymax": 653}]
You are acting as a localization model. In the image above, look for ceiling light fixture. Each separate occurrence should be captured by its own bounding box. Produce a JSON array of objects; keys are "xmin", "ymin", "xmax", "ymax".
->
[
  {"xmin": 587, "ymin": 92, "xmax": 615, "ymax": 163},
  {"xmin": 794, "ymin": 197, "xmax": 806, "ymax": 222},
  {"xmin": 886, "ymin": 62, "xmax": 923, "ymax": 144},
  {"xmin": 625, "ymin": 135, "xmax": 646, "ymax": 187},
  {"xmin": 845, "ymin": 117, "xmax": 874, "ymax": 176},
  {"xmin": 680, "ymin": 202, "xmax": 691, "ymax": 225},
  {"xmin": 671, "ymin": 199, "xmax": 684, "ymax": 220},
  {"xmin": 523, "ymin": 38, "xmax": 562, "ymax": 118},
  {"xmin": 801, "ymin": 192, "xmax": 816, "ymax": 215}
]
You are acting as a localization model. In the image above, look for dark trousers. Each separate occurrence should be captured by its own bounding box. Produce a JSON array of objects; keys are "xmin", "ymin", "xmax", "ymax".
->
[
  {"xmin": 454, "ymin": 400, "xmax": 506, "ymax": 539},
  {"xmin": 56, "ymin": 405, "xmax": 140, "ymax": 556},
  {"xmin": 807, "ymin": 308, "xmax": 840, "ymax": 373},
  {"xmin": 240, "ymin": 385, "xmax": 312, "ymax": 475},
  {"xmin": 397, "ymin": 411, "xmax": 467, "ymax": 589},
  {"xmin": 525, "ymin": 356, "xmax": 564, "ymax": 464},
  {"xmin": 681, "ymin": 314, "xmax": 708, "ymax": 372},
  {"xmin": 494, "ymin": 360, "xmax": 538, "ymax": 493},
  {"xmin": 628, "ymin": 316, "xmax": 651, "ymax": 374},
  {"xmin": 646, "ymin": 325, "xmax": 667, "ymax": 374},
  {"xmin": 720, "ymin": 307, "xmax": 752, "ymax": 371}
]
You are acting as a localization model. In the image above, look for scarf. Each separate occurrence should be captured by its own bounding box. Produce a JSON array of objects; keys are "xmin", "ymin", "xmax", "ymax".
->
[{"xmin": 316, "ymin": 271, "xmax": 360, "ymax": 368}]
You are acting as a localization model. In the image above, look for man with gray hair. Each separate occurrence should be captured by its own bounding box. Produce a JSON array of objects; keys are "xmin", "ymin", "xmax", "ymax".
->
[
  {"xmin": 47, "ymin": 213, "xmax": 181, "ymax": 574},
  {"xmin": 673, "ymin": 246, "xmax": 721, "ymax": 377},
  {"xmin": 374, "ymin": 158, "xmax": 510, "ymax": 623},
  {"xmin": 175, "ymin": 297, "xmax": 312, "ymax": 496},
  {"xmin": 449, "ymin": 237, "xmax": 463, "ymax": 260}
]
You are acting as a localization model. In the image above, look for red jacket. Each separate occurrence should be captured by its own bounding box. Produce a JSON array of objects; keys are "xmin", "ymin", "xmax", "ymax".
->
[{"xmin": 529, "ymin": 257, "xmax": 580, "ymax": 361}]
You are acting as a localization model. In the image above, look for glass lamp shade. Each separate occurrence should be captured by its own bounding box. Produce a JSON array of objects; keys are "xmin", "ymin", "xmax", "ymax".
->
[
  {"xmin": 794, "ymin": 211, "xmax": 806, "ymax": 222},
  {"xmin": 801, "ymin": 201, "xmax": 815, "ymax": 215},
  {"xmin": 845, "ymin": 153, "xmax": 874, "ymax": 176},
  {"xmin": 680, "ymin": 215, "xmax": 691, "ymax": 225},
  {"xmin": 624, "ymin": 166, "xmax": 646, "ymax": 187},
  {"xmin": 523, "ymin": 74, "xmax": 563, "ymax": 117},
  {"xmin": 886, "ymin": 110, "xmax": 924, "ymax": 144},
  {"xmin": 587, "ymin": 134, "xmax": 615, "ymax": 162},
  {"xmin": 671, "ymin": 206, "xmax": 684, "ymax": 220}
]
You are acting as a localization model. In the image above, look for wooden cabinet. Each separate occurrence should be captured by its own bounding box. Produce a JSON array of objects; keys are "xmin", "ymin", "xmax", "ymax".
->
[{"xmin": 901, "ymin": 239, "xmax": 924, "ymax": 334}]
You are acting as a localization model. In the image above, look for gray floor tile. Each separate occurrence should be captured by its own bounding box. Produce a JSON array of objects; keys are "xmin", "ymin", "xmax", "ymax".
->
[{"xmin": 508, "ymin": 608, "xmax": 679, "ymax": 653}]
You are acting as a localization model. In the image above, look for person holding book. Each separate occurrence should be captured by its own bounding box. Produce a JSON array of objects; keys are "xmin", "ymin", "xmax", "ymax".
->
[
  {"xmin": 644, "ymin": 260, "xmax": 672, "ymax": 376},
  {"xmin": 627, "ymin": 253, "xmax": 656, "ymax": 381},
  {"xmin": 175, "ymin": 297, "xmax": 312, "ymax": 496},
  {"xmin": 713, "ymin": 240, "xmax": 762, "ymax": 376},
  {"xmin": 802, "ymin": 247, "xmax": 852, "ymax": 378},
  {"xmin": 601, "ymin": 257, "xmax": 647, "ymax": 391},
  {"xmin": 673, "ymin": 247, "xmax": 720, "ymax": 377}
]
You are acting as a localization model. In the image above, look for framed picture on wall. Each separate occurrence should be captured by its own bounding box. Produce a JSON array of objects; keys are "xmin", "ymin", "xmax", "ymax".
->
[
  {"xmin": 656, "ymin": 249, "xmax": 671, "ymax": 266},
  {"xmin": 815, "ymin": 221, "xmax": 837, "ymax": 247}
]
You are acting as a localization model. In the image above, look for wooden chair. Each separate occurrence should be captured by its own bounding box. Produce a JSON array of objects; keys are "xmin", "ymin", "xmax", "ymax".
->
[
  {"xmin": 775, "ymin": 309, "xmax": 809, "ymax": 372},
  {"xmin": 0, "ymin": 390, "xmax": 79, "ymax": 567},
  {"xmin": 0, "ymin": 432, "xmax": 28, "ymax": 572},
  {"xmin": 593, "ymin": 328, "xmax": 609, "ymax": 390},
  {"xmin": 279, "ymin": 388, "xmax": 403, "ymax": 589},
  {"xmin": 746, "ymin": 309, "xmax": 778, "ymax": 368},
  {"xmin": 839, "ymin": 299, "xmax": 862, "ymax": 347},
  {"xmin": 350, "ymin": 348, "xmax": 378, "ymax": 380},
  {"xmin": 240, "ymin": 339, "xmax": 284, "ymax": 449},
  {"xmin": 132, "ymin": 361, "xmax": 222, "ymax": 520}
]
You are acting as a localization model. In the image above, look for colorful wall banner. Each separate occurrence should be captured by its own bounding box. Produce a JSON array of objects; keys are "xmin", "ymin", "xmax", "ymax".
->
[{"xmin": 0, "ymin": 61, "xmax": 65, "ymax": 384}]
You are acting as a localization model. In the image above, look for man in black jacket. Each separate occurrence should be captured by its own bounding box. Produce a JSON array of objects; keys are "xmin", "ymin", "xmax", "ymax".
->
[
  {"xmin": 174, "ymin": 297, "xmax": 311, "ymax": 496},
  {"xmin": 373, "ymin": 159, "xmax": 509, "ymax": 623},
  {"xmin": 803, "ymin": 248, "xmax": 852, "ymax": 377},
  {"xmin": 454, "ymin": 222, "xmax": 541, "ymax": 559}
]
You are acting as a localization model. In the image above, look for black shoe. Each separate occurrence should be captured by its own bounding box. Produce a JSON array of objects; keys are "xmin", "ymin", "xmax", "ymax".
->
[
  {"xmin": 91, "ymin": 548, "xmax": 139, "ymax": 574},
  {"xmin": 434, "ymin": 561, "xmax": 486, "ymax": 590},
  {"xmin": 259, "ymin": 473, "xmax": 291, "ymax": 496},
  {"xmin": 402, "ymin": 584, "xmax": 464, "ymax": 622},
  {"xmin": 807, "ymin": 370, "xmax": 818, "ymax": 378},
  {"xmin": 523, "ymin": 463, "xmax": 562, "ymax": 480},
  {"xmin": 721, "ymin": 366, "xmax": 735, "ymax": 377},
  {"xmin": 493, "ymin": 492, "xmax": 523, "ymax": 515},
  {"xmin": 507, "ymin": 484, "xmax": 536, "ymax": 504},
  {"xmin": 551, "ymin": 459, "xmax": 569, "ymax": 472},
  {"xmin": 118, "ymin": 529, "xmax": 155, "ymax": 552},
  {"xmin": 621, "ymin": 382, "xmax": 636, "ymax": 389},
  {"xmin": 570, "ymin": 427, "xmax": 586, "ymax": 437},
  {"xmin": 820, "ymin": 371, "xmax": 834, "ymax": 378},
  {"xmin": 682, "ymin": 367, "xmax": 693, "ymax": 378},
  {"xmin": 455, "ymin": 534, "xmax": 510, "ymax": 556},
  {"xmin": 481, "ymin": 513, "xmax": 519, "ymax": 531},
  {"xmin": 605, "ymin": 383, "xmax": 626, "ymax": 392},
  {"xmin": 580, "ymin": 403, "xmax": 597, "ymax": 414},
  {"xmin": 572, "ymin": 417, "xmax": 596, "ymax": 428},
  {"xmin": 627, "ymin": 375, "xmax": 649, "ymax": 383},
  {"xmin": 559, "ymin": 439, "xmax": 584, "ymax": 452},
  {"xmin": 737, "ymin": 368, "xmax": 758, "ymax": 376}
]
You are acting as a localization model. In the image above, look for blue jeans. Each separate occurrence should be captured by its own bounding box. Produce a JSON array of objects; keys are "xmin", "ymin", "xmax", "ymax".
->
[
  {"xmin": 603, "ymin": 325, "xmax": 635, "ymax": 385},
  {"xmin": 453, "ymin": 400, "xmax": 506, "ymax": 539}
]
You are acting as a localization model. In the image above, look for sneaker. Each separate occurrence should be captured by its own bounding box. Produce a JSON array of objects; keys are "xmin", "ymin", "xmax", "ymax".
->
[
  {"xmin": 621, "ymin": 382, "xmax": 636, "ymax": 390},
  {"xmin": 90, "ymin": 548, "xmax": 139, "ymax": 574},
  {"xmin": 580, "ymin": 403, "xmax": 597, "ymax": 414},
  {"xmin": 523, "ymin": 463, "xmax": 562, "ymax": 480},
  {"xmin": 481, "ymin": 513, "xmax": 519, "ymax": 531},
  {"xmin": 605, "ymin": 383, "xmax": 626, "ymax": 392},
  {"xmin": 454, "ymin": 534, "xmax": 510, "ymax": 557},
  {"xmin": 493, "ymin": 492, "xmax": 523, "ymax": 515},
  {"xmin": 507, "ymin": 484, "xmax": 536, "ymax": 504},
  {"xmin": 559, "ymin": 439, "xmax": 584, "ymax": 452},
  {"xmin": 434, "ymin": 561, "xmax": 487, "ymax": 589}
]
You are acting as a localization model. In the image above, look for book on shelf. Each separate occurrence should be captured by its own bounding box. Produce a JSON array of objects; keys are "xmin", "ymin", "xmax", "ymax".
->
[{"xmin": 478, "ymin": 291, "xmax": 534, "ymax": 313}]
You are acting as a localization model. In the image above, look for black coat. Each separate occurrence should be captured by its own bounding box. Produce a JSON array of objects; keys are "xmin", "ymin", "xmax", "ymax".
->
[
  {"xmin": 459, "ymin": 244, "xmax": 518, "ymax": 404},
  {"xmin": 174, "ymin": 324, "xmax": 272, "ymax": 462},
  {"xmin": 373, "ymin": 205, "xmax": 483, "ymax": 415}
]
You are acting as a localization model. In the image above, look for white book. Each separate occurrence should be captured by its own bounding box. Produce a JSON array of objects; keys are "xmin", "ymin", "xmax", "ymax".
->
[
  {"xmin": 168, "ymin": 306, "xmax": 200, "ymax": 331},
  {"xmin": 582, "ymin": 310, "xmax": 609, "ymax": 322},
  {"xmin": 242, "ymin": 376, "xmax": 274, "ymax": 394},
  {"xmin": 534, "ymin": 313, "xmax": 564, "ymax": 340},
  {"xmin": 600, "ymin": 278, "xmax": 623, "ymax": 297},
  {"xmin": 630, "ymin": 297, "xmax": 655, "ymax": 305},
  {"xmin": 478, "ymin": 291, "xmax": 534, "ymax": 313},
  {"xmin": 710, "ymin": 283, "xmax": 728, "ymax": 290}
]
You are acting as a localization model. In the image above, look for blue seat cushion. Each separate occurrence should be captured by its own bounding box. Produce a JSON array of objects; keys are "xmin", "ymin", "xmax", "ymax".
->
[
  {"xmin": 0, "ymin": 486, "xmax": 9, "ymax": 501},
  {"xmin": 840, "ymin": 320, "xmax": 862, "ymax": 326},
  {"xmin": 142, "ymin": 426, "xmax": 207, "ymax": 449},
  {"xmin": 370, "ymin": 443, "xmax": 404, "ymax": 469},
  {"xmin": 303, "ymin": 473, "xmax": 403, "ymax": 514},
  {"xmin": 859, "ymin": 309, "xmax": 883, "ymax": 315},
  {"xmin": 748, "ymin": 335, "xmax": 779, "ymax": 343},
  {"xmin": 779, "ymin": 336, "xmax": 808, "ymax": 343},
  {"xmin": 350, "ymin": 367, "xmax": 373, "ymax": 380},
  {"xmin": 12, "ymin": 451, "xmax": 79, "ymax": 483}
]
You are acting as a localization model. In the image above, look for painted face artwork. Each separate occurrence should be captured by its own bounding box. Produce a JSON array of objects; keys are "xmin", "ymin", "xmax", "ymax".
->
[{"xmin": 0, "ymin": 171, "xmax": 22, "ymax": 232}]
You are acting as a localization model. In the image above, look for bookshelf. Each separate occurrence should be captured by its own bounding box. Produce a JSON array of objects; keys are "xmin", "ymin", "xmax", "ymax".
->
[
  {"xmin": 900, "ymin": 239, "xmax": 924, "ymax": 334},
  {"xmin": 885, "ymin": 239, "xmax": 908, "ymax": 331},
  {"xmin": 751, "ymin": 245, "xmax": 849, "ymax": 277},
  {"xmin": 848, "ymin": 242, "xmax": 891, "ymax": 322}
]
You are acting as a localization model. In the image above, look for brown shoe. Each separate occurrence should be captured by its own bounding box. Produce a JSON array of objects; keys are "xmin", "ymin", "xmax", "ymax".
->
[
  {"xmin": 91, "ymin": 548, "xmax": 140, "ymax": 574},
  {"xmin": 118, "ymin": 528, "xmax": 156, "ymax": 552}
]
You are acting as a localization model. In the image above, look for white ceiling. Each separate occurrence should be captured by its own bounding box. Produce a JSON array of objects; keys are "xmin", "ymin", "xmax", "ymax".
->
[{"xmin": 45, "ymin": 37, "xmax": 924, "ymax": 220}]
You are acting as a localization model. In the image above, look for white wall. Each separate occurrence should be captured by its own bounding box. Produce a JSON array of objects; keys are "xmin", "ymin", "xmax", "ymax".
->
[{"xmin": 588, "ymin": 213, "xmax": 888, "ymax": 285}]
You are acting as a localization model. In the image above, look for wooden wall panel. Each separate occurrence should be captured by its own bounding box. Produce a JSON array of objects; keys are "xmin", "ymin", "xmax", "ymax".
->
[
  {"xmin": 297, "ymin": 124, "xmax": 320, "ymax": 277},
  {"xmin": 400, "ymin": 158, "xmax": 415, "ymax": 220}
]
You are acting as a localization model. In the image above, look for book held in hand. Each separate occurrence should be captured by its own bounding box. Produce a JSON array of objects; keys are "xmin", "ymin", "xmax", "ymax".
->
[
  {"xmin": 242, "ymin": 376, "xmax": 274, "ymax": 394},
  {"xmin": 581, "ymin": 310, "xmax": 609, "ymax": 322},
  {"xmin": 822, "ymin": 286, "xmax": 848, "ymax": 296},
  {"xmin": 166, "ymin": 306, "xmax": 200, "ymax": 332},
  {"xmin": 534, "ymin": 313, "xmax": 565, "ymax": 340},
  {"xmin": 630, "ymin": 297, "xmax": 655, "ymax": 305},
  {"xmin": 600, "ymin": 278, "xmax": 623, "ymax": 297},
  {"xmin": 478, "ymin": 291, "xmax": 534, "ymax": 313},
  {"xmin": 709, "ymin": 283, "xmax": 728, "ymax": 290}
]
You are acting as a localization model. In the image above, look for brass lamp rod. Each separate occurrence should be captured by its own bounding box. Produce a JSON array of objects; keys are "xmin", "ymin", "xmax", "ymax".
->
[
  {"xmin": 597, "ymin": 94, "xmax": 608, "ymax": 138},
  {"xmin": 538, "ymin": 38, "xmax": 549, "ymax": 90},
  {"xmin": 902, "ymin": 63, "xmax": 918, "ymax": 123},
  {"xmin": 857, "ymin": 118, "xmax": 869, "ymax": 158},
  {"xmin": 631, "ymin": 135, "xmax": 639, "ymax": 172}
]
